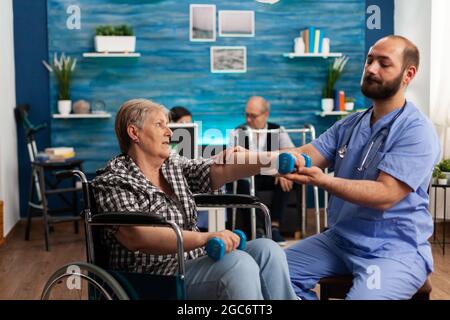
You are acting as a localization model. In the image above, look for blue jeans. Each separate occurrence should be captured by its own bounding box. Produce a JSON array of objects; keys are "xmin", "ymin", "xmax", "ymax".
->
[
  {"xmin": 285, "ymin": 232, "xmax": 429, "ymax": 300},
  {"xmin": 185, "ymin": 238, "xmax": 297, "ymax": 300}
]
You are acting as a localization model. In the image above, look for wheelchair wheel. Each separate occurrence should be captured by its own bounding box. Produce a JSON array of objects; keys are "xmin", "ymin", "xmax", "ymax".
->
[{"xmin": 41, "ymin": 262, "xmax": 129, "ymax": 300}]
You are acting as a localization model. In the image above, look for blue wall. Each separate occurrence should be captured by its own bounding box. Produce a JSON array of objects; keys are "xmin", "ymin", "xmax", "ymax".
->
[
  {"xmin": 14, "ymin": 0, "xmax": 394, "ymax": 216},
  {"xmin": 14, "ymin": 0, "xmax": 51, "ymax": 219},
  {"xmin": 366, "ymin": 0, "xmax": 394, "ymax": 53},
  {"xmin": 47, "ymin": 0, "xmax": 367, "ymax": 173}
]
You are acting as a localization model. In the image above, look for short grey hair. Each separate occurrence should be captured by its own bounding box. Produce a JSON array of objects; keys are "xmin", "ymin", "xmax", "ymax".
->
[
  {"xmin": 249, "ymin": 96, "xmax": 270, "ymax": 113},
  {"xmin": 115, "ymin": 99, "xmax": 168, "ymax": 153}
]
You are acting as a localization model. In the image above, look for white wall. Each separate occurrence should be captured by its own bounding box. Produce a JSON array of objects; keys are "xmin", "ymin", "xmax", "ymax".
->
[
  {"xmin": 0, "ymin": 0, "xmax": 20, "ymax": 236},
  {"xmin": 394, "ymin": 0, "xmax": 432, "ymax": 116},
  {"xmin": 396, "ymin": 0, "xmax": 450, "ymax": 220}
]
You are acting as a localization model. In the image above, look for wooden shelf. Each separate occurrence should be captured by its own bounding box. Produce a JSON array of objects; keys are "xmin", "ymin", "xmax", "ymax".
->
[
  {"xmin": 82, "ymin": 52, "xmax": 141, "ymax": 58},
  {"xmin": 52, "ymin": 113, "xmax": 112, "ymax": 119},
  {"xmin": 283, "ymin": 52, "xmax": 342, "ymax": 59}
]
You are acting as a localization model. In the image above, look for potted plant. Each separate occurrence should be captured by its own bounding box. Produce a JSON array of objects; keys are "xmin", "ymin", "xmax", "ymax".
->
[
  {"xmin": 42, "ymin": 53, "xmax": 77, "ymax": 115},
  {"xmin": 321, "ymin": 56, "xmax": 349, "ymax": 112},
  {"xmin": 95, "ymin": 25, "xmax": 135, "ymax": 53},
  {"xmin": 344, "ymin": 97, "xmax": 355, "ymax": 111},
  {"xmin": 438, "ymin": 159, "xmax": 450, "ymax": 180}
]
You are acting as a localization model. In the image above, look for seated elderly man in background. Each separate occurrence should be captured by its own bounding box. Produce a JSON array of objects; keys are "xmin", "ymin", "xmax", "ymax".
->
[
  {"xmin": 91, "ymin": 99, "xmax": 298, "ymax": 300},
  {"xmin": 229, "ymin": 96, "xmax": 295, "ymax": 245}
]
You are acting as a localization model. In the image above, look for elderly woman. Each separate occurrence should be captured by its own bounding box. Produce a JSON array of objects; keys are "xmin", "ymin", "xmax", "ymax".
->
[{"xmin": 92, "ymin": 99, "xmax": 297, "ymax": 300}]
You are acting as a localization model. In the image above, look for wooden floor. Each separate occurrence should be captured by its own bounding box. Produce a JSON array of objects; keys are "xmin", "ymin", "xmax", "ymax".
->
[{"xmin": 0, "ymin": 217, "xmax": 449, "ymax": 300}]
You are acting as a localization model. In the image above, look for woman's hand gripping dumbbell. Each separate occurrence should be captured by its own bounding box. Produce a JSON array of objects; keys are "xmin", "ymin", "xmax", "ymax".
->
[{"xmin": 206, "ymin": 230, "xmax": 247, "ymax": 261}]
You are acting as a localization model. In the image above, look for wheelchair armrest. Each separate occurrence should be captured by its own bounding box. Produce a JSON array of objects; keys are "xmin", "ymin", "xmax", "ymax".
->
[
  {"xmin": 91, "ymin": 212, "xmax": 167, "ymax": 226},
  {"xmin": 193, "ymin": 194, "xmax": 262, "ymax": 207},
  {"xmin": 89, "ymin": 211, "xmax": 186, "ymax": 277},
  {"xmin": 193, "ymin": 194, "xmax": 272, "ymax": 239}
]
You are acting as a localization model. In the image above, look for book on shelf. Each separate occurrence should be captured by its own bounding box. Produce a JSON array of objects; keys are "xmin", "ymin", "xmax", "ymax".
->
[
  {"xmin": 308, "ymin": 26, "xmax": 315, "ymax": 53},
  {"xmin": 317, "ymin": 29, "xmax": 323, "ymax": 53},
  {"xmin": 301, "ymin": 27, "xmax": 326, "ymax": 54},
  {"xmin": 302, "ymin": 29, "xmax": 309, "ymax": 53},
  {"xmin": 44, "ymin": 147, "xmax": 74, "ymax": 155},
  {"xmin": 314, "ymin": 29, "xmax": 320, "ymax": 53},
  {"xmin": 40, "ymin": 147, "xmax": 76, "ymax": 162},
  {"xmin": 47, "ymin": 152, "xmax": 76, "ymax": 161}
]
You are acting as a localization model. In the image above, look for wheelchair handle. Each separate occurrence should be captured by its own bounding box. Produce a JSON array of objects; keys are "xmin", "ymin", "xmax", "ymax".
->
[
  {"xmin": 55, "ymin": 170, "xmax": 88, "ymax": 183},
  {"xmin": 206, "ymin": 230, "xmax": 247, "ymax": 261}
]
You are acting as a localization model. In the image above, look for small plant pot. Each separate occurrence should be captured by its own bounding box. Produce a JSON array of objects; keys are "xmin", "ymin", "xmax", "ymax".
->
[
  {"xmin": 344, "ymin": 102, "xmax": 355, "ymax": 111},
  {"xmin": 95, "ymin": 36, "xmax": 136, "ymax": 53},
  {"xmin": 442, "ymin": 171, "xmax": 450, "ymax": 180},
  {"xmin": 58, "ymin": 100, "xmax": 72, "ymax": 115},
  {"xmin": 438, "ymin": 178, "xmax": 448, "ymax": 185},
  {"xmin": 321, "ymin": 98, "xmax": 334, "ymax": 112}
]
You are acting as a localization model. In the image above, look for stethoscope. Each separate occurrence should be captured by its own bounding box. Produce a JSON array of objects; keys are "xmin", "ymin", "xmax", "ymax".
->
[{"xmin": 337, "ymin": 100, "xmax": 407, "ymax": 172}]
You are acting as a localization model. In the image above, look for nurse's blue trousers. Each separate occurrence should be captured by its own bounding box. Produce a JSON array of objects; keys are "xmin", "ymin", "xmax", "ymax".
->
[{"xmin": 285, "ymin": 232, "xmax": 429, "ymax": 300}]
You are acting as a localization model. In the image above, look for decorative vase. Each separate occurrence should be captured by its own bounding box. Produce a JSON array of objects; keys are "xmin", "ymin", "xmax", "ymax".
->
[
  {"xmin": 438, "ymin": 178, "xmax": 448, "ymax": 185},
  {"xmin": 321, "ymin": 98, "xmax": 334, "ymax": 112},
  {"xmin": 322, "ymin": 38, "xmax": 330, "ymax": 55},
  {"xmin": 58, "ymin": 100, "xmax": 72, "ymax": 115},
  {"xmin": 73, "ymin": 100, "xmax": 90, "ymax": 114},
  {"xmin": 294, "ymin": 37, "xmax": 305, "ymax": 54},
  {"xmin": 345, "ymin": 102, "xmax": 355, "ymax": 111}
]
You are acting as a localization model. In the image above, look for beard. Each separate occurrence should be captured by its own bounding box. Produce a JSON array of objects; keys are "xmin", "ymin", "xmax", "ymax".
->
[{"xmin": 361, "ymin": 71, "xmax": 404, "ymax": 100}]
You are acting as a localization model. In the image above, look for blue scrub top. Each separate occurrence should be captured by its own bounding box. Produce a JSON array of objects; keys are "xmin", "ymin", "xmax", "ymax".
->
[{"xmin": 312, "ymin": 101, "xmax": 440, "ymax": 272}]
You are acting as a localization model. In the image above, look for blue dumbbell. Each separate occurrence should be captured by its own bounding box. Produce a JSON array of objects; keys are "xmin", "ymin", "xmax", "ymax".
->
[
  {"xmin": 278, "ymin": 153, "xmax": 311, "ymax": 174},
  {"xmin": 206, "ymin": 229, "xmax": 247, "ymax": 261}
]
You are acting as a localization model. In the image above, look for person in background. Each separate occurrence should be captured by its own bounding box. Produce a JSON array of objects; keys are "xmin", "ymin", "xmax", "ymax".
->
[
  {"xmin": 168, "ymin": 105, "xmax": 209, "ymax": 231},
  {"xmin": 229, "ymin": 96, "xmax": 295, "ymax": 245},
  {"xmin": 169, "ymin": 106, "xmax": 192, "ymax": 123}
]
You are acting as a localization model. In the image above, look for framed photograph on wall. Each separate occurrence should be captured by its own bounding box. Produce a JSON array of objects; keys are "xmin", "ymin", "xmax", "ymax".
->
[
  {"xmin": 210, "ymin": 46, "xmax": 247, "ymax": 73},
  {"xmin": 218, "ymin": 10, "xmax": 255, "ymax": 37},
  {"xmin": 190, "ymin": 4, "xmax": 216, "ymax": 42}
]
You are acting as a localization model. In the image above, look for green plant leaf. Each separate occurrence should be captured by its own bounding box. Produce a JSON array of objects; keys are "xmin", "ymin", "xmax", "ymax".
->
[{"xmin": 42, "ymin": 52, "xmax": 76, "ymax": 101}]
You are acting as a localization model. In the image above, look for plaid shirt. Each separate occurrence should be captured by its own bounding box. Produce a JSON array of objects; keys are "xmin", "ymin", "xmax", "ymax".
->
[{"xmin": 91, "ymin": 153, "xmax": 214, "ymax": 275}]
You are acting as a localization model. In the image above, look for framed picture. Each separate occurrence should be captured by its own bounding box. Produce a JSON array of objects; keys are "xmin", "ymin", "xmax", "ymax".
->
[
  {"xmin": 210, "ymin": 46, "xmax": 247, "ymax": 73},
  {"xmin": 218, "ymin": 10, "xmax": 255, "ymax": 37},
  {"xmin": 189, "ymin": 4, "xmax": 216, "ymax": 42}
]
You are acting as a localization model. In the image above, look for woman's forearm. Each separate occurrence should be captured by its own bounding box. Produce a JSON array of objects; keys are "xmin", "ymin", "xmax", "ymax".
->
[
  {"xmin": 115, "ymin": 226, "xmax": 208, "ymax": 255},
  {"xmin": 210, "ymin": 151, "xmax": 277, "ymax": 190}
]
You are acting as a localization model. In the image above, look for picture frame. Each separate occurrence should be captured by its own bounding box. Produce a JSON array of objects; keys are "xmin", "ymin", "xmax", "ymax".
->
[
  {"xmin": 210, "ymin": 46, "xmax": 247, "ymax": 73},
  {"xmin": 218, "ymin": 10, "xmax": 255, "ymax": 37},
  {"xmin": 189, "ymin": 4, "xmax": 216, "ymax": 42}
]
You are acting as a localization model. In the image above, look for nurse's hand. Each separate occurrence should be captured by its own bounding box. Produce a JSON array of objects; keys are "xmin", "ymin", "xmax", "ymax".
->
[{"xmin": 284, "ymin": 166, "xmax": 331, "ymax": 187}]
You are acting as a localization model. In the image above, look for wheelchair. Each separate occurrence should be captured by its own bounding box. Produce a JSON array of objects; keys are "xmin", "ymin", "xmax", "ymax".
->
[{"xmin": 41, "ymin": 170, "xmax": 272, "ymax": 300}]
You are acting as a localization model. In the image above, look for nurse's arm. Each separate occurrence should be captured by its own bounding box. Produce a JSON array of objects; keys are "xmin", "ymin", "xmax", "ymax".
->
[{"xmin": 285, "ymin": 169, "xmax": 412, "ymax": 211}]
